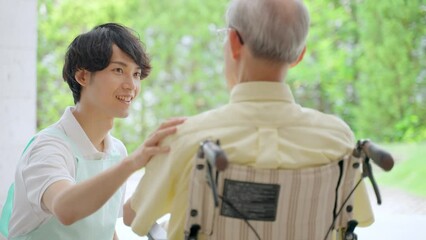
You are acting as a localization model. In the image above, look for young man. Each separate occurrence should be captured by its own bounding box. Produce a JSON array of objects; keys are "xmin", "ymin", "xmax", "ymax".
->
[
  {"xmin": 124, "ymin": 0, "xmax": 374, "ymax": 239},
  {"xmin": 7, "ymin": 23, "xmax": 184, "ymax": 240}
]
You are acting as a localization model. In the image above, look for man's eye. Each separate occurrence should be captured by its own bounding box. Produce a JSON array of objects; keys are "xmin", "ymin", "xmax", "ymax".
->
[
  {"xmin": 113, "ymin": 68, "xmax": 124, "ymax": 74},
  {"xmin": 134, "ymin": 72, "xmax": 142, "ymax": 79}
]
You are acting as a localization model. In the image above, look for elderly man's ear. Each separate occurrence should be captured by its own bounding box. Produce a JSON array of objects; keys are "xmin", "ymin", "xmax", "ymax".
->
[
  {"xmin": 290, "ymin": 46, "xmax": 306, "ymax": 68},
  {"xmin": 229, "ymin": 29, "xmax": 243, "ymax": 59}
]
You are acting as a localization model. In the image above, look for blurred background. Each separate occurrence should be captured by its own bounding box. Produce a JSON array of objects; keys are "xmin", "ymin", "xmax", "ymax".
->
[{"xmin": 1, "ymin": 0, "xmax": 425, "ymax": 238}]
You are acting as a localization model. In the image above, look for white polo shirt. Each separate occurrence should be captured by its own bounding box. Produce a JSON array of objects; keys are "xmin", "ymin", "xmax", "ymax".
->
[{"xmin": 8, "ymin": 107, "xmax": 127, "ymax": 237}]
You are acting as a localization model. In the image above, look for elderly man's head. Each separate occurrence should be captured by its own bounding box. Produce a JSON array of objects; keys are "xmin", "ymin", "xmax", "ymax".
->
[{"xmin": 226, "ymin": 0, "xmax": 310, "ymax": 63}]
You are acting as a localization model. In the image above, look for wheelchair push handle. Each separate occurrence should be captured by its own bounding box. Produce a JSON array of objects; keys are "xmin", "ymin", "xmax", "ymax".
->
[
  {"xmin": 354, "ymin": 140, "xmax": 394, "ymax": 172},
  {"xmin": 362, "ymin": 141, "xmax": 394, "ymax": 171},
  {"xmin": 201, "ymin": 140, "xmax": 229, "ymax": 171},
  {"xmin": 353, "ymin": 139, "xmax": 395, "ymax": 205}
]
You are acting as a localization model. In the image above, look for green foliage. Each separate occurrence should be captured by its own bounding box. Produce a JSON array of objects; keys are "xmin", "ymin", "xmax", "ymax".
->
[
  {"xmin": 377, "ymin": 142, "xmax": 426, "ymax": 197},
  {"xmin": 352, "ymin": 0, "xmax": 426, "ymax": 142},
  {"xmin": 289, "ymin": 0, "xmax": 359, "ymax": 121},
  {"xmin": 37, "ymin": 0, "xmax": 426, "ymax": 153}
]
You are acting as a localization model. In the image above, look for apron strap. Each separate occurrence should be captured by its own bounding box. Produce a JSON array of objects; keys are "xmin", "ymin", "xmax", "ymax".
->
[
  {"xmin": 39, "ymin": 127, "xmax": 83, "ymax": 159},
  {"xmin": 0, "ymin": 127, "xmax": 81, "ymax": 237},
  {"xmin": 0, "ymin": 133, "xmax": 38, "ymax": 238},
  {"xmin": 0, "ymin": 183, "xmax": 15, "ymax": 237}
]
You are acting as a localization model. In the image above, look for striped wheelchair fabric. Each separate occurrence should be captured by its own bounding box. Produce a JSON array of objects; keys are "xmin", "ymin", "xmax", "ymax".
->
[{"xmin": 185, "ymin": 155, "xmax": 359, "ymax": 240}]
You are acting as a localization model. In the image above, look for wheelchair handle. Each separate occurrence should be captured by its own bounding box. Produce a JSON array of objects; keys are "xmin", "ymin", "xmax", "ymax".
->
[
  {"xmin": 361, "ymin": 140, "xmax": 394, "ymax": 171},
  {"xmin": 201, "ymin": 140, "xmax": 229, "ymax": 171},
  {"xmin": 353, "ymin": 139, "xmax": 394, "ymax": 205}
]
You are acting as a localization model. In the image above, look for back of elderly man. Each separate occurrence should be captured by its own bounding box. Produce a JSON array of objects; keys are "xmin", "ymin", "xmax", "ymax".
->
[{"xmin": 124, "ymin": 0, "xmax": 374, "ymax": 239}]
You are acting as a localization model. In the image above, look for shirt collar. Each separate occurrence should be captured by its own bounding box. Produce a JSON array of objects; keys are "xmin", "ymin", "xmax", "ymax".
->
[
  {"xmin": 58, "ymin": 107, "xmax": 114, "ymax": 158},
  {"xmin": 229, "ymin": 81, "xmax": 295, "ymax": 103}
]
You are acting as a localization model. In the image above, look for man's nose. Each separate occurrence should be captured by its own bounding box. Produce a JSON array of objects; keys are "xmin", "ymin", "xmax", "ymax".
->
[{"xmin": 122, "ymin": 74, "xmax": 137, "ymax": 90}]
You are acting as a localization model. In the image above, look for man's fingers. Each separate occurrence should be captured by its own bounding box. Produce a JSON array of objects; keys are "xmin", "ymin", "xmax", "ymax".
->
[
  {"xmin": 145, "ymin": 126, "xmax": 178, "ymax": 146},
  {"xmin": 138, "ymin": 117, "xmax": 186, "ymax": 165},
  {"xmin": 144, "ymin": 146, "xmax": 171, "ymax": 155},
  {"xmin": 136, "ymin": 146, "xmax": 171, "ymax": 168},
  {"xmin": 157, "ymin": 117, "xmax": 186, "ymax": 130}
]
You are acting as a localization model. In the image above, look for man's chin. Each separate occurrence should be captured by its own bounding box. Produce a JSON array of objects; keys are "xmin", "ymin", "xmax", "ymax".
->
[{"xmin": 116, "ymin": 111, "xmax": 130, "ymax": 119}]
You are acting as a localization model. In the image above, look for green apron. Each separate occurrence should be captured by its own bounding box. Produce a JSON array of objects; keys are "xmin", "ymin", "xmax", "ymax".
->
[
  {"xmin": 0, "ymin": 184, "xmax": 14, "ymax": 237},
  {"xmin": 2, "ymin": 127, "xmax": 124, "ymax": 240}
]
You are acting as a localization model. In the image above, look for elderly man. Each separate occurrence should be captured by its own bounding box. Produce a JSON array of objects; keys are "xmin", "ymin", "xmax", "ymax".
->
[{"xmin": 124, "ymin": 0, "xmax": 374, "ymax": 239}]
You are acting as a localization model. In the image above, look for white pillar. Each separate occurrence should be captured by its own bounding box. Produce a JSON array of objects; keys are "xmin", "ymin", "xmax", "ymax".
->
[{"xmin": 0, "ymin": 0, "xmax": 37, "ymax": 209}]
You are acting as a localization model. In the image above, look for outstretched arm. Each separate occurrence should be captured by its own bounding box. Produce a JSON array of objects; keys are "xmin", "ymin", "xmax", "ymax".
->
[{"xmin": 41, "ymin": 118, "xmax": 185, "ymax": 225}]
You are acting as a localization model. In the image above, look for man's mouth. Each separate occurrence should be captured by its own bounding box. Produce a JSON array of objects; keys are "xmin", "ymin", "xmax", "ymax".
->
[{"xmin": 116, "ymin": 95, "xmax": 133, "ymax": 104}]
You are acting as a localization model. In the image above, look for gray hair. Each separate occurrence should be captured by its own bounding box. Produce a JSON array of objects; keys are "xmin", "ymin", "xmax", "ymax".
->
[{"xmin": 226, "ymin": 0, "xmax": 310, "ymax": 63}]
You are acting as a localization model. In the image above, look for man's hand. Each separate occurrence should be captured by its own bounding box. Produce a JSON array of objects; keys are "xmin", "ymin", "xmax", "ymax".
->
[{"xmin": 126, "ymin": 117, "xmax": 186, "ymax": 170}]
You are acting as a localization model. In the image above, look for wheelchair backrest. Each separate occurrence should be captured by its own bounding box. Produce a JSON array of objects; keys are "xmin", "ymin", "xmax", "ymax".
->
[{"xmin": 185, "ymin": 152, "xmax": 360, "ymax": 240}]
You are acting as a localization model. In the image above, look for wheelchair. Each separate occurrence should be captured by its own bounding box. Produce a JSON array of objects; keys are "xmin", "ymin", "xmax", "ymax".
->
[{"xmin": 181, "ymin": 139, "xmax": 394, "ymax": 240}]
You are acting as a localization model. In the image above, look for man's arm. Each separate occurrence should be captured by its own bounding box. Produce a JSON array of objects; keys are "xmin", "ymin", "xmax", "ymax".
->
[
  {"xmin": 41, "ymin": 159, "xmax": 135, "ymax": 225},
  {"xmin": 123, "ymin": 199, "xmax": 136, "ymax": 226},
  {"xmin": 41, "ymin": 118, "xmax": 185, "ymax": 225},
  {"xmin": 113, "ymin": 230, "xmax": 119, "ymax": 240}
]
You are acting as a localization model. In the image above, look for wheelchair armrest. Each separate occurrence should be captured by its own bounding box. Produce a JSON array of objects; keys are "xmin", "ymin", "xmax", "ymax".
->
[{"xmin": 147, "ymin": 222, "xmax": 167, "ymax": 240}]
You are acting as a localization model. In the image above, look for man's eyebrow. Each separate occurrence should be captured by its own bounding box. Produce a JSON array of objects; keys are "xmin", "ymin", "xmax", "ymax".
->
[{"xmin": 110, "ymin": 61, "xmax": 141, "ymax": 69}]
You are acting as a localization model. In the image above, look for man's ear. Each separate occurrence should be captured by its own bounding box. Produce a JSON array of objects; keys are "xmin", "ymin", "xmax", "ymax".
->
[
  {"xmin": 229, "ymin": 29, "xmax": 243, "ymax": 59},
  {"xmin": 290, "ymin": 46, "xmax": 306, "ymax": 68},
  {"xmin": 75, "ymin": 69, "xmax": 90, "ymax": 86}
]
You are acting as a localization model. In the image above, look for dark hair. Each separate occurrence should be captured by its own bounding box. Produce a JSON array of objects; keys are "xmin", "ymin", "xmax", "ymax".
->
[{"xmin": 62, "ymin": 23, "xmax": 151, "ymax": 103}]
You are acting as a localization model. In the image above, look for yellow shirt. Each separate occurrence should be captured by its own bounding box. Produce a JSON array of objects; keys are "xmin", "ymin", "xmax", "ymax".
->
[{"xmin": 130, "ymin": 82, "xmax": 374, "ymax": 240}]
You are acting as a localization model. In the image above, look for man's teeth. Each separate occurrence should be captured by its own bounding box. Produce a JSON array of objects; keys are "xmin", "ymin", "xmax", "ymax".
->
[{"xmin": 117, "ymin": 96, "xmax": 132, "ymax": 102}]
